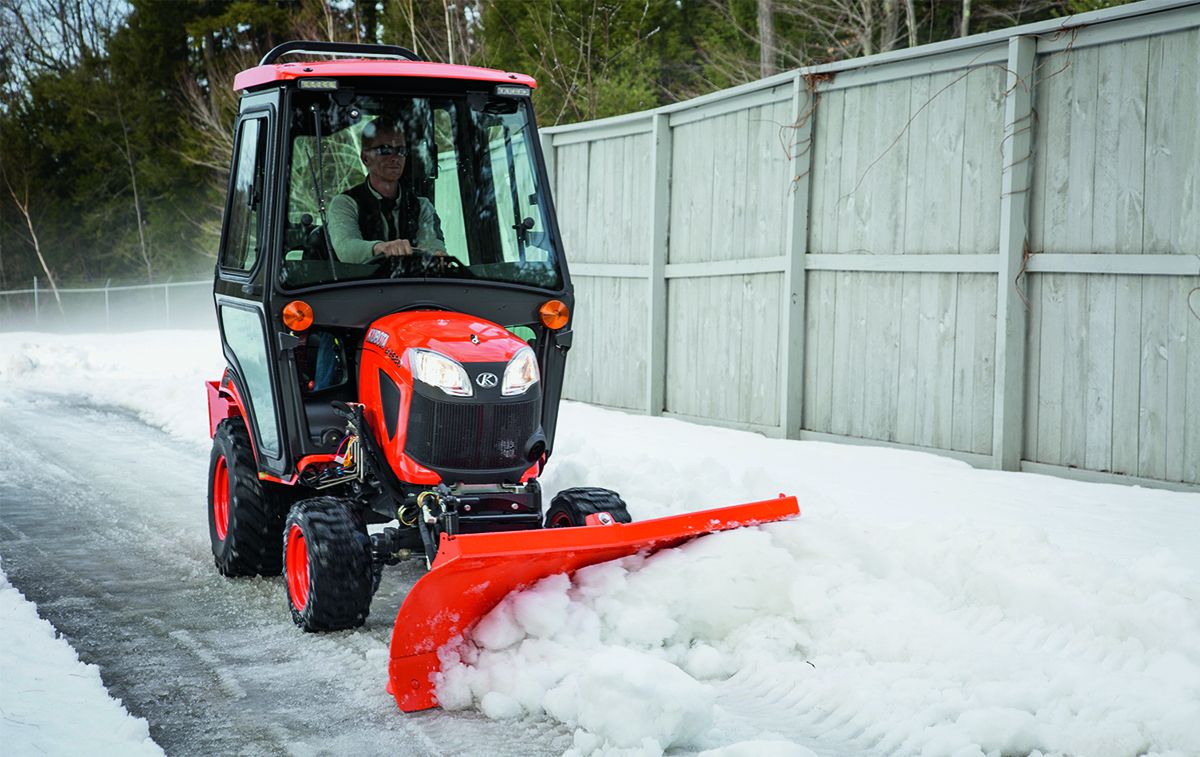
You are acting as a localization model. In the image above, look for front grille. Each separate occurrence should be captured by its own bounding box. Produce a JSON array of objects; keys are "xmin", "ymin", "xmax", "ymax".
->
[{"xmin": 405, "ymin": 393, "xmax": 539, "ymax": 471}]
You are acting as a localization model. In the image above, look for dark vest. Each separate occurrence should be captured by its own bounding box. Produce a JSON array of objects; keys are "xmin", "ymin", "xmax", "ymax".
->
[{"xmin": 344, "ymin": 181, "xmax": 421, "ymax": 242}]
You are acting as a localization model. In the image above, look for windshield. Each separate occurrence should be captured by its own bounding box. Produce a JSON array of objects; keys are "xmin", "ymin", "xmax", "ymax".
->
[{"xmin": 279, "ymin": 90, "xmax": 561, "ymax": 291}]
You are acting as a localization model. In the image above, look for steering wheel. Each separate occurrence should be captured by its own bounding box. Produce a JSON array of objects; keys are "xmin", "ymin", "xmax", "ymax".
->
[{"xmin": 366, "ymin": 249, "xmax": 471, "ymax": 278}]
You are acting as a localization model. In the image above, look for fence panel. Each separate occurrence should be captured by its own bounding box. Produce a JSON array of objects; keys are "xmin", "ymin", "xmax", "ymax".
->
[{"xmin": 542, "ymin": 1, "xmax": 1200, "ymax": 489}]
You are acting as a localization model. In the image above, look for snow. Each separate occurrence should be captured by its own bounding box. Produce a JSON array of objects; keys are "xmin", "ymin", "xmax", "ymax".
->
[
  {"xmin": 2, "ymin": 330, "xmax": 1200, "ymax": 757},
  {"xmin": 0, "ymin": 563, "xmax": 163, "ymax": 756}
]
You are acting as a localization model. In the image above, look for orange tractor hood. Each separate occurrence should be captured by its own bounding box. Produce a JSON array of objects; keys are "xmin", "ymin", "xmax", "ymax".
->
[{"xmin": 365, "ymin": 310, "xmax": 528, "ymax": 365}]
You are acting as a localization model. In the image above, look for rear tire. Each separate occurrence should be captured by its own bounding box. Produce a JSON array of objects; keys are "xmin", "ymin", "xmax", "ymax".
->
[
  {"xmin": 544, "ymin": 487, "xmax": 632, "ymax": 528},
  {"xmin": 284, "ymin": 497, "xmax": 373, "ymax": 632},
  {"xmin": 208, "ymin": 418, "xmax": 286, "ymax": 576}
]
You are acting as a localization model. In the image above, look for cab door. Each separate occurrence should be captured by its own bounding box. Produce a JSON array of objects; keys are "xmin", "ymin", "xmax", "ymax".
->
[{"xmin": 214, "ymin": 104, "xmax": 289, "ymax": 478}]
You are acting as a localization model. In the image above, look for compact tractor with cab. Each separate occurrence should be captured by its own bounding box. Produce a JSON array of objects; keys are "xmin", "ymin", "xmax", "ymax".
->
[{"xmin": 205, "ymin": 41, "xmax": 798, "ymax": 711}]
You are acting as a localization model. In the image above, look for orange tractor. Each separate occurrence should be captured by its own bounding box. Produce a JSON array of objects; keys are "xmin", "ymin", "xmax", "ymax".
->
[{"xmin": 204, "ymin": 41, "xmax": 799, "ymax": 711}]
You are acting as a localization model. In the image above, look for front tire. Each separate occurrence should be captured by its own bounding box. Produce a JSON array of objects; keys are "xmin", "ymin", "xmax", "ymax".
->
[
  {"xmin": 208, "ymin": 418, "xmax": 285, "ymax": 576},
  {"xmin": 284, "ymin": 497, "xmax": 373, "ymax": 632},
  {"xmin": 544, "ymin": 487, "xmax": 632, "ymax": 528}
]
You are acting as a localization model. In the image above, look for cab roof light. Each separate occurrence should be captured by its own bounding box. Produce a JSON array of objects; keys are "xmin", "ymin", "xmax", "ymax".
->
[
  {"xmin": 298, "ymin": 78, "xmax": 339, "ymax": 90},
  {"xmin": 495, "ymin": 84, "xmax": 531, "ymax": 97}
]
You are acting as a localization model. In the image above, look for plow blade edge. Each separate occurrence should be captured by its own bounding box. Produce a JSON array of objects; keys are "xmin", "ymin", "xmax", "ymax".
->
[{"xmin": 387, "ymin": 494, "xmax": 800, "ymax": 711}]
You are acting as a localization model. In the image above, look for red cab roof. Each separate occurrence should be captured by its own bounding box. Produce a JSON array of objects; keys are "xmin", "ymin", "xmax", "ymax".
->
[{"xmin": 233, "ymin": 58, "xmax": 537, "ymax": 92}]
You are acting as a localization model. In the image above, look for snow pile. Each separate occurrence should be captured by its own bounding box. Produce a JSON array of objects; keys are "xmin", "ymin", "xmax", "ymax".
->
[
  {"xmin": 0, "ymin": 330, "xmax": 224, "ymax": 442},
  {"xmin": 0, "ymin": 563, "xmax": 164, "ymax": 756},
  {"xmin": 435, "ymin": 513, "xmax": 1200, "ymax": 756}
]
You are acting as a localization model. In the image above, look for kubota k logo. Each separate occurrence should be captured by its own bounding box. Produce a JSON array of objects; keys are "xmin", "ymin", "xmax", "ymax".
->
[{"xmin": 476, "ymin": 372, "xmax": 498, "ymax": 388}]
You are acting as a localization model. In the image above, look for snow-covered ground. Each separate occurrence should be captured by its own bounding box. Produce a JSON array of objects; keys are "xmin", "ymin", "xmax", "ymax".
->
[
  {"xmin": 1, "ymin": 330, "xmax": 1199, "ymax": 757},
  {"xmin": 0, "ymin": 564, "xmax": 164, "ymax": 756}
]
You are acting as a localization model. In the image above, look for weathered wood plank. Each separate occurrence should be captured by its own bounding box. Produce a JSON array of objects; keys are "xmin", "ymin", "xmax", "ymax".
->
[
  {"xmin": 1138, "ymin": 276, "xmax": 1169, "ymax": 478},
  {"xmin": 959, "ymin": 65, "xmax": 1004, "ymax": 255},
  {"xmin": 835, "ymin": 84, "xmax": 866, "ymax": 254},
  {"xmin": 914, "ymin": 273, "xmax": 957, "ymax": 448},
  {"xmin": 1092, "ymin": 37, "xmax": 1149, "ymax": 254},
  {"xmin": 707, "ymin": 113, "xmax": 735, "ymax": 262},
  {"xmin": 1064, "ymin": 45, "xmax": 1100, "ymax": 254},
  {"xmin": 895, "ymin": 272, "xmax": 921, "ymax": 444},
  {"xmin": 830, "ymin": 270, "xmax": 853, "ymax": 435},
  {"xmin": 809, "ymin": 89, "xmax": 845, "ymax": 255},
  {"xmin": 673, "ymin": 278, "xmax": 699, "ymax": 415},
  {"xmin": 1187, "ymin": 283, "xmax": 1200, "ymax": 483},
  {"xmin": 862, "ymin": 271, "xmax": 903, "ymax": 441},
  {"xmin": 1024, "ymin": 274, "xmax": 1043, "ymax": 461},
  {"xmin": 1039, "ymin": 48, "xmax": 1075, "ymax": 254},
  {"xmin": 866, "ymin": 80, "xmax": 910, "ymax": 257},
  {"xmin": 1084, "ymin": 274, "xmax": 1117, "ymax": 472},
  {"xmin": 905, "ymin": 70, "xmax": 965, "ymax": 254},
  {"xmin": 556, "ymin": 143, "xmax": 588, "ymax": 259},
  {"xmin": 562, "ymin": 275, "xmax": 593, "ymax": 401},
  {"xmin": 1036, "ymin": 273, "xmax": 1066, "ymax": 465},
  {"xmin": 1164, "ymin": 276, "xmax": 1189, "ymax": 481},
  {"xmin": 806, "ymin": 271, "xmax": 837, "ymax": 432},
  {"xmin": 751, "ymin": 273, "xmax": 784, "ymax": 425},
  {"xmin": 1144, "ymin": 29, "xmax": 1200, "ymax": 254},
  {"xmin": 973, "ymin": 273, "xmax": 997, "ymax": 454},
  {"xmin": 1110, "ymin": 275, "xmax": 1142, "ymax": 476},
  {"xmin": 1061, "ymin": 273, "xmax": 1089, "ymax": 468},
  {"xmin": 952, "ymin": 273, "xmax": 976, "ymax": 452},
  {"xmin": 848, "ymin": 272, "xmax": 869, "ymax": 436}
]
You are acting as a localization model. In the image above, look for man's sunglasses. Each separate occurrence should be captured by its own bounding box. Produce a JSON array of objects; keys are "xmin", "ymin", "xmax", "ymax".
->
[{"xmin": 367, "ymin": 144, "xmax": 409, "ymax": 157}]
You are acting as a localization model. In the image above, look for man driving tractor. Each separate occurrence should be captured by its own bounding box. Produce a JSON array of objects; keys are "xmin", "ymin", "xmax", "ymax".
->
[{"xmin": 327, "ymin": 118, "xmax": 447, "ymax": 262}]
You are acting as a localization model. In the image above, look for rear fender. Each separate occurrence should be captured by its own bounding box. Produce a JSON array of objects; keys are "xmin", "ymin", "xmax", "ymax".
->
[{"xmin": 207, "ymin": 371, "xmax": 245, "ymax": 438}]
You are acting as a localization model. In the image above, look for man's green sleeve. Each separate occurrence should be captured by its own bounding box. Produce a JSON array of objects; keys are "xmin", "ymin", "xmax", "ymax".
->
[{"xmin": 327, "ymin": 193, "xmax": 378, "ymax": 263}]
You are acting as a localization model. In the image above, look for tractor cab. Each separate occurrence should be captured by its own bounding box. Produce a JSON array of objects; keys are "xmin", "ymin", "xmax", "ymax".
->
[{"xmin": 212, "ymin": 41, "xmax": 572, "ymax": 490}]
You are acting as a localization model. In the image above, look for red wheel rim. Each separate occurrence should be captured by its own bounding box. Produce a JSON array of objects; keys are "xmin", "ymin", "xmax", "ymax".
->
[
  {"xmin": 212, "ymin": 456, "xmax": 229, "ymax": 541},
  {"xmin": 548, "ymin": 511, "xmax": 573, "ymax": 528},
  {"xmin": 286, "ymin": 524, "xmax": 310, "ymax": 611}
]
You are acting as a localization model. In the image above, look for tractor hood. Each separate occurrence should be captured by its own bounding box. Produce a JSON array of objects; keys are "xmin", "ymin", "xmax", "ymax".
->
[{"xmin": 365, "ymin": 310, "xmax": 528, "ymax": 364}]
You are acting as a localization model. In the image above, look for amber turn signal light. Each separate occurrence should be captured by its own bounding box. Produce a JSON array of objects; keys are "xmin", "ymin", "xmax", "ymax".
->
[
  {"xmin": 282, "ymin": 300, "xmax": 314, "ymax": 332},
  {"xmin": 539, "ymin": 300, "xmax": 569, "ymax": 330}
]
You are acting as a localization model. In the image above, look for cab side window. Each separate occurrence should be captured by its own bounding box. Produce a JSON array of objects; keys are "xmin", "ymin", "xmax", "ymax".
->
[{"xmin": 222, "ymin": 118, "xmax": 268, "ymax": 271}]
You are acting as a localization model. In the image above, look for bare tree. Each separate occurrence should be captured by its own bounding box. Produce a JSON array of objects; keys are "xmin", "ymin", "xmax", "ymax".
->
[
  {"xmin": 114, "ymin": 96, "xmax": 151, "ymax": 278},
  {"xmin": 881, "ymin": 0, "xmax": 899, "ymax": 52},
  {"xmin": 1, "ymin": 165, "xmax": 61, "ymax": 309},
  {"xmin": 775, "ymin": 0, "xmax": 907, "ymax": 60},
  {"xmin": 758, "ymin": 0, "xmax": 777, "ymax": 77},
  {"xmin": 904, "ymin": 0, "xmax": 917, "ymax": 47},
  {"xmin": 0, "ymin": 0, "xmax": 121, "ymax": 81},
  {"xmin": 961, "ymin": 0, "xmax": 972, "ymax": 36}
]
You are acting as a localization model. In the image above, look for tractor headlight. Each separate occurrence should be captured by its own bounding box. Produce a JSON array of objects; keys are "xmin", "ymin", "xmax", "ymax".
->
[
  {"xmin": 409, "ymin": 349, "xmax": 473, "ymax": 397},
  {"xmin": 502, "ymin": 347, "xmax": 540, "ymax": 396}
]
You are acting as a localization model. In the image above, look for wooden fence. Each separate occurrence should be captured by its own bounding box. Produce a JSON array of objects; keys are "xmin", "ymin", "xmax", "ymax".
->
[{"xmin": 541, "ymin": 0, "xmax": 1200, "ymax": 491}]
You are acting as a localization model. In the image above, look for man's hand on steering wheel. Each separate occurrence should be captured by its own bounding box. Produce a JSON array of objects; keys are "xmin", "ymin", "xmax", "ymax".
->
[
  {"xmin": 366, "ymin": 242, "xmax": 466, "ymax": 277},
  {"xmin": 370, "ymin": 238, "xmax": 415, "ymax": 258}
]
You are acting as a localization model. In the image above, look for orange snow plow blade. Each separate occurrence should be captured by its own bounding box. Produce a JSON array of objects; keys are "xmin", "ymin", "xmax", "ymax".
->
[{"xmin": 387, "ymin": 494, "xmax": 800, "ymax": 711}]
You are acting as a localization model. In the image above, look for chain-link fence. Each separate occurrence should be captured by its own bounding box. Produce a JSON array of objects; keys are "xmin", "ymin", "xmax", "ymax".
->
[{"xmin": 0, "ymin": 278, "xmax": 215, "ymax": 332}]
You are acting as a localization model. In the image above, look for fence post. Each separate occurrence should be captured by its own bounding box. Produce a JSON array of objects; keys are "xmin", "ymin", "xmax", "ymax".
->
[
  {"xmin": 164, "ymin": 278, "xmax": 171, "ymax": 326},
  {"xmin": 646, "ymin": 113, "xmax": 672, "ymax": 416},
  {"xmin": 32, "ymin": 276, "xmax": 39, "ymax": 327},
  {"xmin": 778, "ymin": 74, "xmax": 815, "ymax": 438},
  {"xmin": 992, "ymin": 35, "xmax": 1036, "ymax": 471},
  {"xmin": 104, "ymin": 279, "xmax": 111, "ymax": 331}
]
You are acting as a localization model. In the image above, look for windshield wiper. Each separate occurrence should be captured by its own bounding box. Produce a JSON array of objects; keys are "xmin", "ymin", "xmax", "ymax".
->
[{"xmin": 309, "ymin": 103, "xmax": 339, "ymax": 281}]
